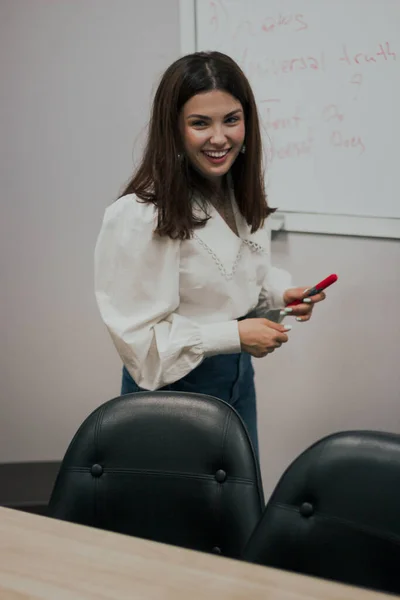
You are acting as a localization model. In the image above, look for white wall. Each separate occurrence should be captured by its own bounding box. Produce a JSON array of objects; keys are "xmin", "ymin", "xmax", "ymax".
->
[
  {"xmin": 255, "ymin": 232, "xmax": 400, "ymax": 498},
  {"xmin": 1, "ymin": 0, "xmax": 180, "ymax": 461},
  {"xmin": 1, "ymin": 1, "xmax": 399, "ymax": 501}
]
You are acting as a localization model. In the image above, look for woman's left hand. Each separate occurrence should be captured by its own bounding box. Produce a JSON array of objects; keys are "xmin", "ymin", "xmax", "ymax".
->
[{"xmin": 282, "ymin": 287, "xmax": 326, "ymax": 322}]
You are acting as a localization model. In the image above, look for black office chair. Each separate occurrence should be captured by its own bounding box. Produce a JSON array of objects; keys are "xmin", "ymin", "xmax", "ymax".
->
[
  {"xmin": 48, "ymin": 391, "xmax": 264, "ymax": 558},
  {"xmin": 242, "ymin": 430, "xmax": 400, "ymax": 595}
]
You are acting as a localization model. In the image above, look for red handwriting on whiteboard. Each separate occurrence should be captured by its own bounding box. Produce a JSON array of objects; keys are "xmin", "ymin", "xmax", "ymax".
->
[
  {"xmin": 350, "ymin": 74, "xmax": 363, "ymax": 100},
  {"xmin": 322, "ymin": 105, "xmax": 344, "ymax": 123},
  {"xmin": 209, "ymin": 1, "xmax": 218, "ymax": 30},
  {"xmin": 264, "ymin": 109, "xmax": 303, "ymax": 131},
  {"xmin": 216, "ymin": 0, "xmax": 228, "ymax": 19},
  {"xmin": 233, "ymin": 20, "xmax": 255, "ymax": 40},
  {"xmin": 277, "ymin": 138, "xmax": 313, "ymax": 160},
  {"xmin": 340, "ymin": 42, "xmax": 396, "ymax": 66},
  {"xmin": 260, "ymin": 99, "xmax": 304, "ymax": 131},
  {"xmin": 254, "ymin": 54, "xmax": 324, "ymax": 77},
  {"xmin": 330, "ymin": 131, "xmax": 365, "ymax": 155},
  {"xmin": 268, "ymin": 130, "xmax": 314, "ymax": 161},
  {"xmin": 262, "ymin": 13, "xmax": 308, "ymax": 33},
  {"xmin": 209, "ymin": 0, "xmax": 229, "ymax": 29}
]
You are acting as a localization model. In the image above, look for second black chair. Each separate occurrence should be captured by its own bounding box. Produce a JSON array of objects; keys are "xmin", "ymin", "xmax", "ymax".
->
[
  {"xmin": 243, "ymin": 430, "xmax": 400, "ymax": 595},
  {"xmin": 48, "ymin": 391, "xmax": 264, "ymax": 558}
]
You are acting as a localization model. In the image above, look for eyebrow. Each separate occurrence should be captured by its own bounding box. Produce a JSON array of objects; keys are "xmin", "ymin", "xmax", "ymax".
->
[{"xmin": 186, "ymin": 108, "xmax": 243, "ymax": 120}]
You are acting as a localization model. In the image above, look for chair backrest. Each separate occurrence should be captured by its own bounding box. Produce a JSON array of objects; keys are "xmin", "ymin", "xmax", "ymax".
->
[
  {"xmin": 48, "ymin": 391, "xmax": 264, "ymax": 558},
  {"xmin": 242, "ymin": 430, "xmax": 400, "ymax": 595}
]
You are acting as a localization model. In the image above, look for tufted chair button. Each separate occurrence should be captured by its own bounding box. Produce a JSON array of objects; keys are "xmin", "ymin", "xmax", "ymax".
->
[
  {"xmin": 91, "ymin": 464, "xmax": 103, "ymax": 477},
  {"xmin": 215, "ymin": 469, "xmax": 227, "ymax": 483},
  {"xmin": 299, "ymin": 502, "xmax": 314, "ymax": 517},
  {"xmin": 212, "ymin": 546, "xmax": 222, "ymax": 555}
]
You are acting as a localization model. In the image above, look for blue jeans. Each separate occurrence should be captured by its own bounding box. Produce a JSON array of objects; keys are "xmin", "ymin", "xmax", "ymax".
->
[{"xmin": 121, "ymin": 352, "xmax": 259, "ymax": 458}]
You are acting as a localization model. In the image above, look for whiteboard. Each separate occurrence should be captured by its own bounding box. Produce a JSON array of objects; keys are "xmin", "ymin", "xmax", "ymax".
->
[{"xmin": 179, "ymin": 0, "xmax": 400, "ymax": 238}]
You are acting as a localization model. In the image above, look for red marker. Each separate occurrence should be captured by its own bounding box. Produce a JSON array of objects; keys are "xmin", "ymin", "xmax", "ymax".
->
[{"xmin": 287, "ymin": 274, "xmax": 338, "ymax": 307}]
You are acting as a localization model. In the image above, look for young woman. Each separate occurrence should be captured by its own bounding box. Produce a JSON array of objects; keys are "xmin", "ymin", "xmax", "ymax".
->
[{"xmin": 94, "ymin": 51, "xmax": 325, "ymax": 457}]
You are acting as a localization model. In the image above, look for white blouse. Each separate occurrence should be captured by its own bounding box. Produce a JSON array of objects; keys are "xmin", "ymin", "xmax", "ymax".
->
[{"xmin": 94, "ymin": 193, "xmax": 292, "ymax": 391}]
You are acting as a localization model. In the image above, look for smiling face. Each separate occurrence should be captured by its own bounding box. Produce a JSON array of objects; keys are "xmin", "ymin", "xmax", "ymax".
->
[{"xmin": 179, "ymin": 90, "xmax": 246, "ymax": 183}]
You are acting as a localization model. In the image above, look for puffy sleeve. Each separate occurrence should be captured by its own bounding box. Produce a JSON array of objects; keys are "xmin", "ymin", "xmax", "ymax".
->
[
  {"xmin": 94, "ymin": 195, "xmax": 241, "ymax": 391},
  {"xmin": 253, "ymin": 220, "xmax": 293, "ymax": 314}
]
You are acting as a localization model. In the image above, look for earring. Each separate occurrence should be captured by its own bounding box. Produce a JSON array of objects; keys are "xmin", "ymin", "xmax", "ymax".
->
[
  {"xmin": 177, "ymin": 153, "xmax": 183, "ymax": 161},
  {"xmin": 240, "ymin": 144, "xmax": 246, "ymax": 154}
]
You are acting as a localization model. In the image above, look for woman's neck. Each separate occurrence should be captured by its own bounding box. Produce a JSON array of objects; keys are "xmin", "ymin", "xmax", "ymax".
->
[
  {"xmin": 189, "ymin": 167, "xmax": 230, "ymax": 204},
  {"xmin": 210, "ymin": 176, "xmax": 228, "ymax": 200}
]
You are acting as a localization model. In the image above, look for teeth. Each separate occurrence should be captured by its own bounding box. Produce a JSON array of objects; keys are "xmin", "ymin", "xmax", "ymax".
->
[{"xmin": 204, "ymin": 150, "xmax": 229, "ymax": 158}]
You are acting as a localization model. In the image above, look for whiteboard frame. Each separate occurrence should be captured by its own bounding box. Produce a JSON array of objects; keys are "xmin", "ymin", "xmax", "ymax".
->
[{"xmin": 179, "ymin": 1, "xmax": 400, "ymax": 239}]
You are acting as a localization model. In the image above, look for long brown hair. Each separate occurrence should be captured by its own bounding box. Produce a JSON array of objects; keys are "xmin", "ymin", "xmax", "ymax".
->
[{"xmin": 120, "ymin": 51, "xmax": 275, "ymax": 239}]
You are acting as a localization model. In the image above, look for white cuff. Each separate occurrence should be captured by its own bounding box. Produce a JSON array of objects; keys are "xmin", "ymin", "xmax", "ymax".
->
[{"xmin": 200, "ymin": 320, "xmax": 241, "ymax": 357}]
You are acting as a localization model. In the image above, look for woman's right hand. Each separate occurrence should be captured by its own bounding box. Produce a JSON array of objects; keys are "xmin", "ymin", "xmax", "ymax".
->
[{"xmin": 238, "ymin": 318, "xmax": 291, "ymax": 358}]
